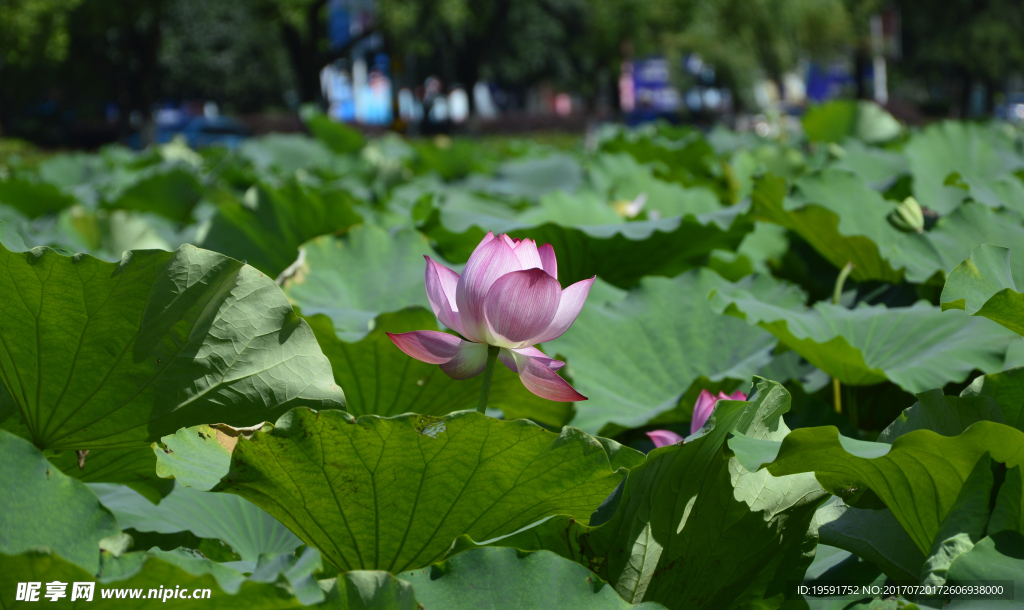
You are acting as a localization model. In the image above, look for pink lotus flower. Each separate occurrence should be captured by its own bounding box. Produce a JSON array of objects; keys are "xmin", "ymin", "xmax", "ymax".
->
[
  {"xmin": 645, "ymin": 389, "xmax": 748, "ymax": 447},
  {"xmin": 387, "ymin": 232, "xmax": 594, "ymax": 402}
]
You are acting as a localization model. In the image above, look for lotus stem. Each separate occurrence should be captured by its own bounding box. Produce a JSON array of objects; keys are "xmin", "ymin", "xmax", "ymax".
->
[
  {"xmin": 476, "ymin": 345, "xmax": 501, "ymax": 413},
  {"xmin": 832, "ymin": 262, "xmax": 855, "ymax": 414}
]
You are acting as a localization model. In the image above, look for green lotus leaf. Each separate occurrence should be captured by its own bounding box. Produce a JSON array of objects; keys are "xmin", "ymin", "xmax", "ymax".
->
[
  {"xmin": 803, "ymin": 100, "xmax": 902, "ymax": 145},
  {"xmin": 0, "ymin": 549, "xmax": 307, "ymax": 608},
  {"xmin": 0, "ymin": 240, "xmax": 343, "ymax": 450},
  {"xmin": 305, "ymin": 113, "xmax": 365, "ymax": 155},
  {"xmin": 92, "ymin": 482, "xmax": 302, "ymax": 565},
  {"xmin": 961, "ymin": 365, "xmax": 1024, "ymax": 431},
  {"xmin": 281, "ymin": 224, "xmax": 441, "ymax": 342},
  {"xmin": 587, "ymin": 152, "xmax": 722, "ymax": 215},
  {"xmin": 988, "ymin": 466, "xmax": 1023, "ymax": 536},
  {"xmin": 0, "ymin": 176, "xmax": 78, "ymax": 218},
  {"xmin": 156, "ymin": 408, "xmax": 644, "ymax": 573},
  {"xmin": 102, "ymin": 165, "xmax": 204, "ymax": 223},
  {"xmin": 905, "ymin": 121, "xmax": 1024, "ymax": 215},
  {"xmin": 750, "ymin": 170, "xmax": 906, "ymax": 283},
  {"xmin": 446, "ymin": 379, "xmax": 826, "ymax": 610},
  {"xmin": 946, "ymin": 531, "xmax": 1024, "ymax": 610},
  {"xmin": 47, "ymin": 447, "xmax": 175, "ymax": 504},
  {"xmin": 893, "ymin": 203, "xmax": 1024, "ymax": 285},
  {"xmin": 813, "ymin": 497, "xmax": 924, "ymax": 584},
  {"xmin": 238, "ymin": 133, "xmax": 341, "ymax": 175},
  {"xmin": 802, "ymin": 100, "xmax": 859, "ymax": 144},
  {"xmin": 919, "ymin": 455, "xmax": 1000, "ymax": 587},
  {"xmin": 549, "ymin": 269, "xmax": 802, "ymax": 434},
  {"xmin": 306, "ymin": 307, "xmax": 573, "ymax": 426},
  {"xmin": 200, "ymin": 179, "xmax": 363, "ymax": 277},
  {"xmin": 399, "ymin": 547, "xmax": 666, "ymax": 609},
  {"xmin": 712, "ymin": 284, "xmax": 1017, "ymax": 392},
  {"xmin": 941, "ymin": 244, "xmax": 1024, "ymax": 336},
  {"xmin": 0, "ymin": 429, "xmax": 121, "ymax": 574},
  {"xmin": 831, "ymin": 140, "xmax": 908, "ymax": 190},
  {"xmin": 729, "ymin": 421, "xmax": 1024, "ymax": 554},
  {"xmin": 460, "ymin": 153, "xmax": 582, "ymax": 198},
  {"xmin": 878, "ymin": 388, "xmax": 1004, "ymax": 442},
  {"xmin": 321, "ymin": 572, "xmax": 420, "ymax": 610}
]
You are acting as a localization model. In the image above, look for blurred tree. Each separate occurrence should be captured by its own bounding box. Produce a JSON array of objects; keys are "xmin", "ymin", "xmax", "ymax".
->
[
  {"xmin": 662, "ymin": 0, "xmax": 853, "ymax": 108},
  {"xmin": 896, "ymin": 0, "xmax": 1024, "ymax": 114},
  {"xmin": 61, "ymin": 0, "xmax": 166, "ymax": 138},
  {"xmin": 160, "ymin": 0, "xmax": 296, "ymax": 112},
  {"xmin": 373, "ymin": 0, "xmax": 648, "ymax": 109},
  {"xmin": 0, "ymin": 0, "xmax": 83, "ymax": 134}
]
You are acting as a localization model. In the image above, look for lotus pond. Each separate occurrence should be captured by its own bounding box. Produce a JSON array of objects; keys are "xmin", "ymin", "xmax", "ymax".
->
[{"xmin": 1, "ymin": 102, "xmax": 1023, "ymax": 608}]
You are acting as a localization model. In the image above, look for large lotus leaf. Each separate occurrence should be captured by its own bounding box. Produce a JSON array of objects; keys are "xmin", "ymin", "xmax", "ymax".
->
[
  {"xmin": 47, "ymin": 447, "xmax": 175, "ymax": 504},
  {"xmin": 200, "ymin": 179, "xmax": 363, "ymax": 277},
  {"xmin": 238, "ymin": 133, "xmax": 340, "ymax": 175},
  {"xmin": 281, "ymin": 224, "xmax": 439, "ymax": 342},
  {"xmin": 36, "ymin": 152, "xmax": 108, "ymax": 189},
  {"xmin": 447, "ymin": 379, "xmax": 827, "ymax": 610},
  {"xmin": 797, "ymin": 545, "xmax": 893, "ymax": 610},
  {"xmin": 419, "ymin": 200, "xmax": 748, "ymax": 289},
  {"xmin": 0, "ymin": 176, "xmax": 78, "ymax": 218},
  {"xmin": 0, "ymin": 240, "xmax": 344, "ymax": 450},
  {"xmin": 941, "ymin": 244, "xmax": 1024, "ymax": 336},
  {"xmin": 813, "ymin": 497, "xmax": 924, "ymax": 584},
  {"xmin": 946, "ymin": 531, "xmax": 1024, "ymax": 609},
  {"xmin": 102, "ymin": 165, "xmax": 204, "ymax": 222},
  {"xmin": 893, "ymin": 203, "xmax": 1024, "ymax": 285},
  {"xmin": 548, "ymin": 269, "xmax": 802, "ymax": 434},
  {"xmin": 409, "ymin": 139, "xmax": 494, "ymax": 182},
  {"xmin": 0, "ymin": 549, "xmax": 306, "ymax": 608},
  {"xmin": 712, "ymin": 285, "xmax": 1017, "ymax": 392},
  {"xmin": 989, "ymin": 466, "xmax": 1023, "ymax": 536},
  {"xmin": 729, "ymin": 421, "xmax": 1024, "ymax": 554},
  {"xmin": 306, "ymin": 308, "xmax": 573, "ymax": 427},
  {"xmin": 708, "ymin": 221, "xmax": 790, "ymax": 281},
  {"xmin": 522, "ymin": 189, "xmax": 625, "ymax": 226},
  {"xmin": 919, "ymin": 455, "xmax": 999, "ymax": 587},
  {"xmin": 750, "ymin": 171, "xmax": 906, "ymax": 282},
  {"xmin": 878, "ymin": 388, "xmax": 1005, "ymax": 443},
  {"xmin": 47, "ymin": 207, "xmax": 202, "ymax": 263},
  {"xmin": 91, "ymin": 483, "xmax": 302, "ymax": 564},
  {"xmin": 461, "ymin": 153, "xmax": 582, "ymax": 199},
  {"xmin": 399, "ymin": 547, "xmax": 666, "ymax": 609},
  {"xmin": 587, "ymin": 152, "xmax": 722, "ymax": 216},
  {"xmin": 803, "ymin": 100, "xmax": 901, "ymax": 145},
  {"xmin": 831, "ymin": 140, "xmax": 908, "ymax": 190},
  {"xmin": 960, "ymin": 366, "xmax": 1024, "ymax": 431},
  {"xmin": 905, "ymin": 121, "xmax": 1024, "ymax": 215},
  {"xmin": 0, "ymin": 429, "xmax": 121, "ymax": 574},
  {"xmin": 802, "ymin": 101, "xmax": 859, "ymax": 144},
  {"xmin": 816, "ymin": 387, "xmax": 1008, "ymax": 584},
  {"xmin": 598, "ymin": 129, "xmax": 724, "ymax": 198},
  {"xmin": 321, "ymin": 572, "xmax": 420, "ymax": 610},
  {"xmin": 305, "ymin": 113, "xmax": 365, "ymax": 155},
  {"xmin": 155, "ymin": 408, "xmax": 645, "ymax": 573}
]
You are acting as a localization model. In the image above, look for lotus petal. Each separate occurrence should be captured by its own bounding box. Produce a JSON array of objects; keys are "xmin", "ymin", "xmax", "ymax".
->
[
  {"xmin": 498, "ymin": 346, "xmax": 564, "ymax": 373},
  {"xmin": 439, "ymin": 341, "xmax": 490, "ymax": 380},
  {"xmin": 424, "ymin": 256, "xmax": 465, "ymax": 336},
  {"xmin": 509, "ymin": 349, "xmax": 586, "ymax": 402},
  {"xmin": 691, "ymin": 389, "xmax": 718, "ymax": 435},
  {"xmin": 538, "ymin": 243, "xmax": 557, "ymax": 279},
  {"xmin": 512, "ymin": 238, "xmax": 543, "ymax": 271},
  {"xmin": 387, "ymin": 330, "xmax": 464, "ymax": 364},
  {"xmin": 646, "ymin": 430, "xmax": 684, "ymax": 448},
  {"xmin": 456, "ymin": 237, "xmax": 522, "ymax": 341},
  {"xmin": 531, "ymin": 276, "xmax": 596, "ymax": 344},
  {"xmin": 484, "ymin": 268, "xmax": 561, "ymax": 346}
]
